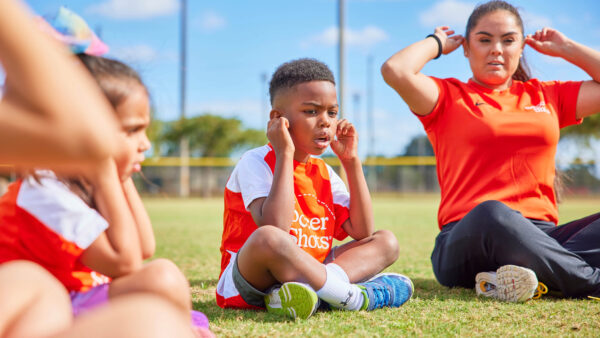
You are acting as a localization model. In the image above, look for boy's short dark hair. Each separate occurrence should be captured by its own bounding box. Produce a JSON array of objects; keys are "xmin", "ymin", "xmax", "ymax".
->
[{"xmin": 269, "ymin": 58, "xmax": 335, "ymax": 105}]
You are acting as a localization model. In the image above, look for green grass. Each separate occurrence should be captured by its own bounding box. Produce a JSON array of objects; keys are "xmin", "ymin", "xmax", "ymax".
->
[{"xmin": 144, "ymin": 195, "xmax": 600, "ymax": 336}]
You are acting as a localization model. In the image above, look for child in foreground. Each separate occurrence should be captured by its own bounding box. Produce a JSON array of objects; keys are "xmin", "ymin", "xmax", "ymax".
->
[
  {"xmin": 0, "ymin": 2, "xmax": 199, "ymax": 337},
  {"xmin": 0, "ymin": 50, "xmax": 210, "ymax": 334},
  {"xmin": 217, "ymin": 58, "xmax": 413, "ymax": 319}
]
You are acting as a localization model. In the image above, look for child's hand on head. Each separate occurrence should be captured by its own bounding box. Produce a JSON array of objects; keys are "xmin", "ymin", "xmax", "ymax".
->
[
  {"xmin": 267, "ymin": 116, "xmax": 295, "ymax": 156},
  {"xmin": 330, "ymin": 119, "xmax": 358, "ymax": 162}
]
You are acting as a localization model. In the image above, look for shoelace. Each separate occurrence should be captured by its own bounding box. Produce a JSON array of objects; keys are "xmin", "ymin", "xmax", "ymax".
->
[
  {"xmin": 369, "ymin": 283, "xmax": 391, "ymax": 309},
  {"xmin": 531, "ymin": 282, "xmax": 548, "ymax": 300}
]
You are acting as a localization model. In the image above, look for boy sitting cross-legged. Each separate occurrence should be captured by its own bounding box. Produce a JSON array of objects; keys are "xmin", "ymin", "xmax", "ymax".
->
[{"xmin": 216, "ymin": 58, "xmax": 413, "ymax": 319}]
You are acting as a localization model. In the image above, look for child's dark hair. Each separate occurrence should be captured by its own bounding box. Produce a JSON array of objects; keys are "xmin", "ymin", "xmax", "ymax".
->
[
  {"xmin": 269, "ymin": 58, "xmax": 335, "ymax": 105},
  {"xmin": 465, "ymin": 0, "xmax": 531, "ymax": 81},
  {"xmin": 76, "ymin": 53, "xmax": 147, "ymax": 109}
]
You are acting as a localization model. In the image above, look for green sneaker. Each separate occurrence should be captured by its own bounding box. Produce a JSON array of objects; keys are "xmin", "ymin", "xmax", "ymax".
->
[{"xmin": 264, "ymin": 282, "xmax": 319, "ymax": 319}]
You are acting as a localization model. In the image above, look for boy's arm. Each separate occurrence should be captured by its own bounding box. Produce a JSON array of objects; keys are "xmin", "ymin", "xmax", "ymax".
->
[
  {"xmin": 122, "ymin": 177, "xmax": 156, "ymax": 259},
  {"xmin": 79, "ymin": 159, "xmax": 143, "ymax": 278},
  {"xmin": 247, "ymin": 116, "xmax": 296, "ymax": 231},
  {"xmin": 331, "ymin": 120, "xmax": 374, "ymax": 240}
]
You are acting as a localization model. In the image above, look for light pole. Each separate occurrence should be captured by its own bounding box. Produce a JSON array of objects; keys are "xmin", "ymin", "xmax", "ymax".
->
[{"xmin": 179, "ymin": 0, "xmax": 189, "ymax": 197}]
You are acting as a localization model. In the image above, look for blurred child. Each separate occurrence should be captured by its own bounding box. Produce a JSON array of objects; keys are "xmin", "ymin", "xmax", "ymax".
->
[
  {"xmin": 0, "ymin": 8, "xmax": 210, "ymax": 332},
  {"xmin": 0, "ymin": 1, "xmax": 199, "ymax": 337},
  {"xmin": 217, "ymin": 58, "xmax": 413, "ymax": 319}
]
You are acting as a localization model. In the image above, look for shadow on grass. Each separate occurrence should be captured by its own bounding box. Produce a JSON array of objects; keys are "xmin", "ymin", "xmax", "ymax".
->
[
  {"xmin": 412, "ymin": 277, "xmax": 566, "ymax": 302},
  {"xmin": 192, "ymin": 298, "xmax": 295, "ymax": 324},
  {"xmin": 190, "ymin": 278, "xmax": 293, "ymax": 324},
  {"xmin": 412, "ymin": 277, "xmax": 480, "ymax": 301}
]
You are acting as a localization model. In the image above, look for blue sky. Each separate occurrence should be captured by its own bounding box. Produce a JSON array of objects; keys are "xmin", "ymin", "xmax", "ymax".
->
[{"xmin": 22, "ymin": 0, "xmax": 600, "ymax": 162}]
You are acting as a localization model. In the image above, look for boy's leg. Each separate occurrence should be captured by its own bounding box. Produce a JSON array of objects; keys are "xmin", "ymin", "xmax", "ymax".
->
[
  {"xmin": 236, "ymin": 225, "xmax": 327, "ymax": 291},
  {"xmin": 0, "ymin": 261, "xmax": 73, "ymax": 338},
  {"xmin": 237, "ymin": 225, "xmax": 371, "ymax": 315},
  {"xmin": 326, "ymin": 229, "xmax": 399, "ymax": 282},
  {"xmin": 108, "ymin": 258, "xmax": 192, "ymax": 315}
]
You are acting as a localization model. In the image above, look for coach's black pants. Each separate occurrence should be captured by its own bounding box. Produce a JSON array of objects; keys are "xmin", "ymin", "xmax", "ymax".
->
[{"xmin": 431, "ymin": 200, "xmax": 600, "ymax": 297}]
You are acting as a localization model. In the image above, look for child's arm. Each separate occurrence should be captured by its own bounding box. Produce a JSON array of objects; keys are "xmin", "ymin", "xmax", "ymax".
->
[
  {"xmin": 79, "ymin": 160, "xmax": 143, "ymax": 278},
  {"xmin": 247, "ymin": 116, "xmax": 296, "ymax": 231},
  {"xmin": 122, "ymin": 177, "xmax": 156, "ymax": 259},
  {"xmin": 330, "ymin": 119, "xmax": 374, "ymax": 239},
  {"xmin": 0, "ymin": 0, "xmax": 118, "ymax": 170}
]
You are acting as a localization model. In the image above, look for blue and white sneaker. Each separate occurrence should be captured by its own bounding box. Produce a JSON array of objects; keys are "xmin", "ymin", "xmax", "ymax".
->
[
  {"xmin": 264, "ymin": 282, "xmax": 319, "ymax": 319},
  {"xmin": 357, "ymin": 273, "xmax": 413, "ymax": 311}
]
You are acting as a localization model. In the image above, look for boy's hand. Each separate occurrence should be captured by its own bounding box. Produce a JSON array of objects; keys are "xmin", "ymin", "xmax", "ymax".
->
[
  {"xmin": 330, "ymin": 119, "xmax": 358, "ymax": 162},
  {"xmin": 267, "ymin": 116, "xmax": 294, "ymax": 156}
]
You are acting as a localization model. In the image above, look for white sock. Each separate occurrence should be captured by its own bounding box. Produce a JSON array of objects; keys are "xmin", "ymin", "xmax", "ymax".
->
[
  {"xmin": 326, "ymin": 263, "xmax": 350, "ymax": 283},
  {"xmin": 316, "ymin": 264, "xmax": 364, "ymax": 310}
]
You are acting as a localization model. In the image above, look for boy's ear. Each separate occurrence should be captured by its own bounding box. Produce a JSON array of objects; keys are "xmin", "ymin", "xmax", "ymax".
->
[
  {"xmin": 463, "ymin": 40, "xmax": 469, "ymax": 57},
  {"xmin": 270, "ymin": 109, "xmax": 281, "ymax": 119}
]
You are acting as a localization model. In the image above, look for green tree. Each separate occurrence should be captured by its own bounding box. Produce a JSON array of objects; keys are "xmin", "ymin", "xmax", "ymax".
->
[
  {"xmin": 561, "ymin": 114, "xmax": 600, "ymax": 140},
  {"xmin": 159, "ymin": 114, "xmax": 266, "ymax": 157}
]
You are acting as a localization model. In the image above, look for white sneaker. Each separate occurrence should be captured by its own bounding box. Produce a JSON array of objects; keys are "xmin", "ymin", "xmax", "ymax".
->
[{"xmin": 475, "ymin": 265, "xmax": 544, "ymax": 302}]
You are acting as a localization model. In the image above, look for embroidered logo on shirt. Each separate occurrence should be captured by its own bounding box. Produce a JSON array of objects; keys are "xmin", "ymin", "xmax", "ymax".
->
[{"xmin": 524, "ymin": 101, "xmax": 550, "ymax": 114}]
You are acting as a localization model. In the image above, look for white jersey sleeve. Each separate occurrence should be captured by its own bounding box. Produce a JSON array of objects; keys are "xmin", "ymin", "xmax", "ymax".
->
[
  {"xmin": 327, "ymin": 164, "xmax": 350, "ymax": 208},
  {"xmin": 17, "ymin": 171, "xmax": 108, "ymax": 249},
  {"xmin": 225, "ymin": 146, "xmax": 273, "ymax": 209}
]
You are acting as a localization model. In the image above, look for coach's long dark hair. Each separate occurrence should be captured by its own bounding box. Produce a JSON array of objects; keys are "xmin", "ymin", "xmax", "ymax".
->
[{"xmin": 465, "ymin": 0, "xmax": 531, "ymax": 82}]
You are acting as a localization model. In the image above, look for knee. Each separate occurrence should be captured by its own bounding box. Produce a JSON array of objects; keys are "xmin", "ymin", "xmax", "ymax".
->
[
  {"xmin": 373, "ymin": 230, "xmax": 399, "ymax": 263},
  {"xmin": 466, "ymin": 200, "xmax": 520, "ymax": 235},
  {"xmin": 246, "ymin": 225, "xmax": 295, "ymax": 258},
  {"xmin": 142, "ymin": 259, "xmax": 189, "ymax": 293}
]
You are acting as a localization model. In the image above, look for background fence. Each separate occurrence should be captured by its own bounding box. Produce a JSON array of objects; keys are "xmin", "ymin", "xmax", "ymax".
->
[{"xmin": 133, "ymin": 156, "xmax": 599, "ymax": 197}]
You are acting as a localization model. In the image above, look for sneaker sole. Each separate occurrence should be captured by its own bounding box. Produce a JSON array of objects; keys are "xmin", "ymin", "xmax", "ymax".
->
[
  {"xmin": 269, "ymin": 282, "xmax": 318, "ymax": 320},
  {"xmin": 475, "ymin": 271, "xmax": 497, "ymax": 298},
  {"xmin": 496, "ymin": 265, "xmax": 538, "ymax": 302}
]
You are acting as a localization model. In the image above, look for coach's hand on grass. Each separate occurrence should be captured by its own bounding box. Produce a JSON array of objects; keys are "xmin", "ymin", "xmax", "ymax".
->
[
  {"xmin": 267, "ymin": 116, "xmax": 294, "ymax": 157},
  {"xmin": 331, "ymin": 119, "xmax": 358, "ymax": 162}
]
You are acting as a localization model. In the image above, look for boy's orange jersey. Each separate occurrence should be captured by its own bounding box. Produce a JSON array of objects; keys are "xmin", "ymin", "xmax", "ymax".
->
[
  {"xmin": 220, "ymin": 144, "xmax": 350, "ymax": 277},
  {"xmin": 0, "ymin": 172, "xmax": 111, "ymax": 292}
]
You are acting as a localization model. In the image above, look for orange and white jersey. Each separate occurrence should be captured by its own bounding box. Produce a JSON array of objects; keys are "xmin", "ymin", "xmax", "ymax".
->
[
  {"xmin": 220, "ymin": 144, "xmax": 350, "ymax": 275},
  {"xmin": 0, "ymin": 171, "xmax": 111, "ymax": 292}
]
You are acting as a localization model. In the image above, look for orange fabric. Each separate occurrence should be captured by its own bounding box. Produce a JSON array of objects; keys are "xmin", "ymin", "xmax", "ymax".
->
[
  {"xmin": 220, "ymin": 146, "xmax": 349, "ymax": 278},
  {"xmin": 418, "ymin": 78, "xmax": 582, "ymax": 229},
  {"xmin": 0, "ymin": 180, "xmax": 110, "ymax": 292}
]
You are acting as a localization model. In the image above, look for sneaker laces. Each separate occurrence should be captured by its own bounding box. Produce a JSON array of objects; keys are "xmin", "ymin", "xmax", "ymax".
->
[
  {"xmin": 531, "ymin": 282, "xmax": 548, "ymax": 300},
  {"xmin": 369, "ymin": 284, "xmax": 392, "ymax": 309}
]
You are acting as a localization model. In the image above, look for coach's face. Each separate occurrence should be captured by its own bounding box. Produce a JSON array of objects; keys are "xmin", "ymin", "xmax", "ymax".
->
[{"xmin": 464, "ymin": 10, "xmax": 524, "ymax": 91}]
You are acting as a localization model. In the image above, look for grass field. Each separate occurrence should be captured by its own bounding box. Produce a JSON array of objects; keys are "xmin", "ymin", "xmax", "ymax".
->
[{"xmin": 145, "ymin": 195, "xmax": 600, "ymax": 337}]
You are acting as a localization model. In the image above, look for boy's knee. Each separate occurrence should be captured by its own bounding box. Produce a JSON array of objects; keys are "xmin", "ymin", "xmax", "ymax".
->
[
  {"xmin": 246, "ymin": 225, "xmax": 295, "ymax": 258},
  {"xmin": 373, "ymin": 230, "xmax": 399, "ymax": 262}
]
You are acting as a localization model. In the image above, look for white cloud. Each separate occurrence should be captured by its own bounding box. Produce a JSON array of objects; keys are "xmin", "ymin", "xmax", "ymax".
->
[
  {"xmin": 419, "ymin": 0, "xmax": 474, "ymax": 28},
  {"xmin": 87, "ymin": 0, "xmax": 178, "ymax": 20},
  {"xmin": 302, "ymin": 26, "xmax": 389, "ymax": 49},
  {"xmin": 197, "ymin": 11, "xmax": 226, "ymax": 32},
  {"xmin": 521, "ymin": 11, "xmax": 552, "ymax": 32},
  {"xmin": 110, "ymin": 44, "xmax": 174, "ymax": 63}
]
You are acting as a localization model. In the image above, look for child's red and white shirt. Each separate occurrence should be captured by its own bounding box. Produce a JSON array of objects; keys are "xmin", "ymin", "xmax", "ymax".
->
[
  {"xmin": 217, "ymin": 144, "xmax": 350, "ymax": 308},
  {"xmin": 0, "ymin": 171, "xmax": 110, "ymax": 292}
]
